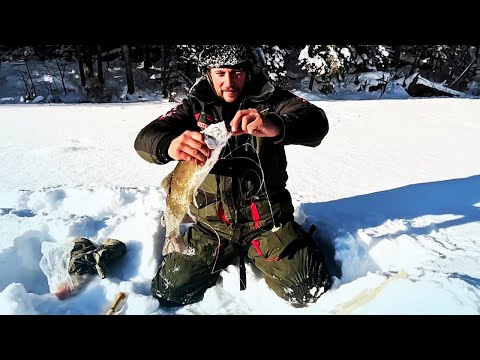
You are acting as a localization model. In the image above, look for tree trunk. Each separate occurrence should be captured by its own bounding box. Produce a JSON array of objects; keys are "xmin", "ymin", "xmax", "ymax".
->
[
  {"xmin": 160, "ymin": 45, "xmax": 169, "ymax": 98},
  {"xmin": 76, "ymin": 45, "xmax": 86, "ymax": 86},
  {"xmin": 144, "ymin": 44, "xmax": 152, "ymax": 73},
  {"xmin": 392, "ymin": 45, "xmax": 402, "ymax": 66},
  {"xmin": 122, "ymin": 45, "xmax": 135, "ymax": 94},
  {"xmin": 96, "ymin": 44, "xmax": 104, "ymax": 84},
  {"xmin": 308, "ymin": 73, "xmax": 315, "ymax": 91},
  {"xmin": 84, "ymin": 45, "xmax": 94, "ymax": 78}
]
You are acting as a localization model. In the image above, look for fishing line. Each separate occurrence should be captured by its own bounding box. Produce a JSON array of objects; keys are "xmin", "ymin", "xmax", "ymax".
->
[
  {"xmin": 200, "ymin": 220, "xmax": 229, "ymax": 275},
  {"xmin": 222, "ymin": 142, "xmax": 281, "ymax": 232}
]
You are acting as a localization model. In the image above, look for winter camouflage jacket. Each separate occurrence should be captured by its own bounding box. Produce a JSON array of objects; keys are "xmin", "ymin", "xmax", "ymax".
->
[{"xmin": 134, "ymin": 71, "xmax": 329, "ymax": 235}]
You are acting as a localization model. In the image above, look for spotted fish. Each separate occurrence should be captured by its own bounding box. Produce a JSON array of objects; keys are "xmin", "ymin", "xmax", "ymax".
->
[{"xmin": 161, "ymin": 122, "xmax": 231, "ymax": 256}]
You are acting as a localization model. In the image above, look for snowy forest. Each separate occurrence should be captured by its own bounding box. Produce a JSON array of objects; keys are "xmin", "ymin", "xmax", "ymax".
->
[{"xmin": 1, "ymin": 44, "xmax": 479, "ymax": 104}]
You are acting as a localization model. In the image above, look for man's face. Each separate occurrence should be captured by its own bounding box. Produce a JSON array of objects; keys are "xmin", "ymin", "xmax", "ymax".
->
[{"xmin": 209, "ymin": 67, "xmax": 247, "ymax": 103}]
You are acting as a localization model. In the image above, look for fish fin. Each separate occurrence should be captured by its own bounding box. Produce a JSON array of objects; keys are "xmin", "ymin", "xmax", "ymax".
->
[{"xmin": 161, "ymin": 172, "xmax": 173, "ymax": 193}]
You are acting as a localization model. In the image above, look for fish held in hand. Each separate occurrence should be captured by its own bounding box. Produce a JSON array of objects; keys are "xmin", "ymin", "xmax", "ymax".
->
[{"xmin": 161, "ymin": 122, "xmax": 231, "ymax": 256}]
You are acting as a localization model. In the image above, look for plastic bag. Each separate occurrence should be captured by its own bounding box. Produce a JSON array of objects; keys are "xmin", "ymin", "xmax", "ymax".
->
[
  {"xmin": 39, "ymin": 240, "xmax": 93, "ymax": 299},
  {"xmin": 39, "ymin": 237, "xmax": 127, "ymax": 300}
]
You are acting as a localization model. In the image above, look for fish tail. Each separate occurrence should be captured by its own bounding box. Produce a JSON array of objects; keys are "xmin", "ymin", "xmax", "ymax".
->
[{"xmin": 162, "ymin": 233, "xmax": 189, "ymax": 256}]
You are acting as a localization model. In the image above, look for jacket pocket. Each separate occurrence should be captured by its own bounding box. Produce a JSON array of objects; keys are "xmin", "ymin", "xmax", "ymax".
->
[
  {"xmin": 248, "ymin": 227, "xmax": 285, "ymax": 262},
  {"xmin": 247, "ymin": 221, "xmax": 306, "ymax": 262}
]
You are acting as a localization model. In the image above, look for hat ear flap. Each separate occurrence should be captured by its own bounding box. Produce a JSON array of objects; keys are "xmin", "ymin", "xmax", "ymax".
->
[{"xmin": 206, "ymin": 70, "xmax": 214, "ymax": 87}]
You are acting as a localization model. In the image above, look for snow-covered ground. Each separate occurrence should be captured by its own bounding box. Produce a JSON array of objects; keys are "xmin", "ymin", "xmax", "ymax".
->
[{"xmin": 1, "ymin": 95, "xmax": 479, "ymax": 315}]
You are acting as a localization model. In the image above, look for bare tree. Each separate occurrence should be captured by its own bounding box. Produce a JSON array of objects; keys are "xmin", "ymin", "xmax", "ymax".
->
[
  {"xmin": 43, "ymin": 58, "xmax": 68, "ymax": 98},
  {"xmin": 18, "ymin": 70, "xmax": 36, "ymax": 101},
  {"xmin": 450, "ymin": 46, "xmax": 478, "ymax": 89},
  {"xmin": 18, "ymin": 49, "xmax": 37, "ymax": 101}
]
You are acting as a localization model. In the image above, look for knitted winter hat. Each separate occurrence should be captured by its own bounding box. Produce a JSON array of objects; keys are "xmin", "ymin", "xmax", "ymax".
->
[{"xmin": 198, "ymin": 45, "xmax": 251, "ymax": 72}]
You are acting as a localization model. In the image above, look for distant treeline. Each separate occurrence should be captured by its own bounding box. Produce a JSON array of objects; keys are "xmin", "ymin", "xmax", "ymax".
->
[{"xmin": 1, "ymin": 44, "xmax": 479, "ymax": 100}]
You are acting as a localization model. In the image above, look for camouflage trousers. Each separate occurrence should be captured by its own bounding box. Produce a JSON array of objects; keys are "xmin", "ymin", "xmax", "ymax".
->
[
  {"xmin": 152, "ymin": 220, "xmax": 332, "ymax": 307},
  {"xmin": 69, "ymin": 237, "xmax": 127, "ymax": 278}
]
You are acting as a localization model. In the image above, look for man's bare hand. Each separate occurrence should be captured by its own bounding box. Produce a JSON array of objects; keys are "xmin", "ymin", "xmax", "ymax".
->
[
  {"xmin": 229, "ymin": 109, "xmax": 280, "ymax": 138},
  {"xmin": 168, "ymin": 130, "xmax": 210, "ymax": 166}
]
